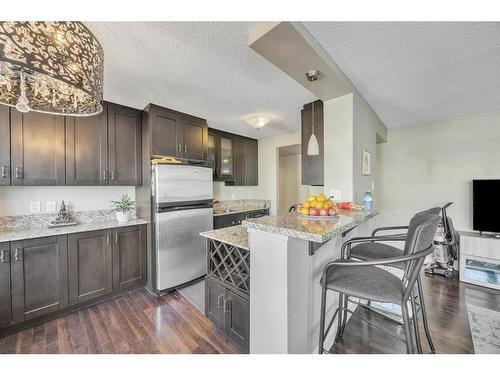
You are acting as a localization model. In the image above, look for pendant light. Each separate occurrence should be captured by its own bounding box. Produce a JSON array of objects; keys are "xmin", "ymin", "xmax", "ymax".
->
[
  {"xmin": 306, "ymin": 70, "xmax": 320, "ymax": 156},
  {"xmin": 0, "ymin": 22, "xmax": 104, "ymax": 116}
]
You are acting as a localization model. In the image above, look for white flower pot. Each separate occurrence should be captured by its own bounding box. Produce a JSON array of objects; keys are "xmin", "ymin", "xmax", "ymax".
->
[{"xmin": 116, "ymin": 211, "xmax": 131, "ymax": 223}]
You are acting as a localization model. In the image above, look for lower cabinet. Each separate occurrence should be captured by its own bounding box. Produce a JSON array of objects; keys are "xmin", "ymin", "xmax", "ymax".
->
[
  {"xmin": 10, "ymin": 236, "xmax": 68, "ymax": 324},
  {"xmin": 0, "ymin": 224, "xmax": 147, "ymax": 333},
  {"xmin": 206, "ymin": 276, "xmax": 249, "ymax": 353},
  {"xmin": 68, "ymin": 230, "xmax": 113, "ymax": 305}
]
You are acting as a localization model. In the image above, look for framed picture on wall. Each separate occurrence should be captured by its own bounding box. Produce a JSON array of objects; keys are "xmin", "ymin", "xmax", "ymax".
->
[{"xmin": 361, "ymin": 149, "xmax": 371, "ymax": 176}]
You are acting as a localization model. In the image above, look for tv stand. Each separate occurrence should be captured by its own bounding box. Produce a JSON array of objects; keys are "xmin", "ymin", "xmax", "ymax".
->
[{"xmin": 459, "ymin": 231, "xmax": 500, "ymax": 290}]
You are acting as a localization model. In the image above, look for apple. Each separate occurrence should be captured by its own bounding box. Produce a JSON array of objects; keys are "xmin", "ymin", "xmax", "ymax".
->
[
  {"xmin": 320, "ymin": 209, "xmax": 328, "ymax": 216},
  {"xmin": 309, "ymin": 208, "xmax": 319, "ymax": 216},
  {"xmin": 328, "ymin": 208, "xmax": 337, "ymax": 216}
]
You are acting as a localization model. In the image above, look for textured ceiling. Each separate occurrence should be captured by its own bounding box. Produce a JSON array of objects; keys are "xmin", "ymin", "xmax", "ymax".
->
[
  {"xmin": 85, "ymin": 22, "xmax": 315, "ymax": 138},
  {"xmin": 304, "ymin": 22, "xmax": 500, "ymax": 128}
]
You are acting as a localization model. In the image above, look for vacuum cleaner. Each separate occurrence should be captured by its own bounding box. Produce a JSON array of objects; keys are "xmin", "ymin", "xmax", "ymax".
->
[{"xmin": 424, "ymin": 202, "xmax": 459, "ymax": 278}]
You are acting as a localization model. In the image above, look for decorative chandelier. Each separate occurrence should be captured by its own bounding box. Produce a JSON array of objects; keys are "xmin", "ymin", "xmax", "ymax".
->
[{"xmin": 0, "ymin": 21, "xmax": 104, "ymax": 116}]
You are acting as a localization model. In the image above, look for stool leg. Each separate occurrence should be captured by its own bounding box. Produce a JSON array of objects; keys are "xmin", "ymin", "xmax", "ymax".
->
[
  {"xmin": 411, "ymin": 295, "xmax": 423, "ymax": 354},
  {"xmin": 401, "ymin": 302, "xmax": 414, "ymax": 354},
  {"xmin": 339, "ymin": 294, "xmax": 349, "ymax": 337},
  {"xmin": 318, "ymin": 283, "xmax": 327, "ymax": 354},
  {"xmin": 334, "ymin": 293, "xmax": 344, "ymax": 343},
  {"xmin": 417, "ymin": 275, "xmax": 436, "ymax": 353}
]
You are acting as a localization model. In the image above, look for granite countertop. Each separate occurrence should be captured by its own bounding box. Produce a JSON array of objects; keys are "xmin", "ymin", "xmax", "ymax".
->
[
  {"xmin": 199, "ymin": 225, "xmax": 249, "ymax": 251},
  {"xmin": 0, "ymin": 219, "xmax": 148, "ymax": 243},
  {"xmin": 212, "ymin": 199, "xmax": 270, "ymax": 217},
  {"xmin": 213, "ymin": 207, "xmax": 269, "ymax": 217},
  {"xmin": 242, "ymin": 210, "xmax": 379, "ymax": 243}
]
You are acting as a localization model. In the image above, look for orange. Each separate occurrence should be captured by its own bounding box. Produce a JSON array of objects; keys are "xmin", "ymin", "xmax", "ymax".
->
[{"xmin": 303, "ymin": 201, "xmax": 311, "ymax": 209}]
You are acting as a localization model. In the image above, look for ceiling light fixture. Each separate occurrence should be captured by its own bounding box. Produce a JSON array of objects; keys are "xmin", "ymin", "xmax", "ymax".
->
[
  {"xmin": 0, "ymin": 21, "xmax": 104, "ymax": 116},
  {"xmin": 305, "ymin": 70, "xmax": 320, "ymax": 156},
  {"xmin": 243, "ymin": 113, "xmax": 272, "ymax": 129}
]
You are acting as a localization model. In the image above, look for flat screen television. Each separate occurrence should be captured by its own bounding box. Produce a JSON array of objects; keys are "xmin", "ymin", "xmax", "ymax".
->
[{"xmin": 473, "ymin": 179, "xmax": 500, "ymax": 233}]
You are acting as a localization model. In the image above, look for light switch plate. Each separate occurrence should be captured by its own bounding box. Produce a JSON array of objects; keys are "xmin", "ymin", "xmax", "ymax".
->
[
  {"xmin": 329, "ymin": 190, "xmax": 342, "ymax": 201},
  {"xmin": 46, "ymin": 201, "xmax": 57, "ymax": 213},
  {"xmin": 30, "ymin": 201, "xmax": 41, "ymax": 213}
]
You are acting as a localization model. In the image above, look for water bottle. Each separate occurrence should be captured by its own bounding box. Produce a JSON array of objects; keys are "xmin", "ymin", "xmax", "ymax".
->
[{"xmin": 363, "ymin": 191, "xmax": 373, "ymax": 212}]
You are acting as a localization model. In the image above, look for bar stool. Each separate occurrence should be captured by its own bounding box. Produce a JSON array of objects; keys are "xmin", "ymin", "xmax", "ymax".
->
[
  {"xmin": 318, "ymin": 213, "xmax": 440, "ymax": 354},
  {"xmin": 344, "ymin": 207, "xmax": 441, "ymax": 353}
]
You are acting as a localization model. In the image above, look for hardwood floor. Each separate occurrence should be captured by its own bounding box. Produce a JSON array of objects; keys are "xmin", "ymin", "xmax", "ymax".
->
[
  {"xmin": 1, "ymin": 273, "xmax": 499, "ymax": 354},
  {"xmin": 0, "ymin": 289, "xmax": 240, "ymax": 354},
  {"xmin": 330, "ymin": 273, "xmax": 500, "ymax": 354}
]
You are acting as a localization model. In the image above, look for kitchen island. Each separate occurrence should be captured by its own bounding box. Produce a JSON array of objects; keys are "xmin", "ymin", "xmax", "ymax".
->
[{"xmin": 200, "ymin": 210, "xmax": 378, "ymax": 354}]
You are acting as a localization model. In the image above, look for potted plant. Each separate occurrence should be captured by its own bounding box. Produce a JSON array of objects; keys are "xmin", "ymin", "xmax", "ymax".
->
[{"xmin": 111, "ymin": 194, "xmax": 135, "ymax": 223}]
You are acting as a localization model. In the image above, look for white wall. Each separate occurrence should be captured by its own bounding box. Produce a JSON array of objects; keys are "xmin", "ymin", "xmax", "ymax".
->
[
  {"xmin": 213, "ymin": 182, "xmax": 259, "ymax": 201},
  {"xmin": 0, "ymin": 186, "xmax": 135, "ymax": 216},
  {"xmin": 377, "ymin": 110, "xmax": 500, "ymax": 231},
  {"xmin": 323, "ymin": 94, "xmax": 354, "ymax": 201},
  {"xmin": 278, "ymin": 153, "xmax": 309, "ymax": 214}
]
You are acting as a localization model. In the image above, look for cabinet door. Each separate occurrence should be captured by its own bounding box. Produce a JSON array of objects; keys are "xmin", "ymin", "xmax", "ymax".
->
[
  {"xmin": 0, "ymin": 106, "xmax": 10, "ymax": 186},
  {"xmin": 112, "ymin": 225, "xmax": 146, "ymax": 291},
  {"xmin": 207, "ymin": 130, "xmax": 217, "ymax": 175},
  {"xmin": 10, "ymin": 236, "xmax": 68, "ymax": 324},
  {"xmin": 233, "ymin": 136, "xmax": 245, "ymax": 186},
  {"xmin": 151, "ymin": 107, "xmax": 182, "ymax": 158},
  {"xmin": 244, "ymin": 138, "xmax": 258, "ymax": 186},
  {"xmin": 182, "ymin": 116, "xmax": 206, "ymax": 161},
  {"xmin": 224, "ymin": 289, "xmax": 250, "ymax": 352},
  {"xmin": 11, "ymin": 109, "xmax": 65, "ymax": 186},
  {"xmin": 68, "ymin": 230, "xmax": 113, "ymax": 305},
  {"xmin": 108, "ymin": 104, "xmax": 142, "ymax": 186},
  {"xmin": 219, "ymin": 134, "xmax": 234, "ymax": 180},
  {"xmin": 206, "ymin": 277, "xmax": 225, "ymax": 330},
  {"xmin": 0, "ymin": 242, "xmax": 11, "ymax": 328},
  {"xmin": 301, "ymin": 100, "xmax": 324, "ymax": 186},
  {"xmin": 65, "ymin": 109, "xmax": 108, "ymax": 186}
]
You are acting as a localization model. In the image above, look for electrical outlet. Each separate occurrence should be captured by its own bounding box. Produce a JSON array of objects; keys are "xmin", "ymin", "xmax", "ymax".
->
[
  {"xmin": 46, "ymin": 201, "xmax": 57, "ymax": 213},
  {"xmin": 30, "ymin": 201, "xmax": 41, "ymax": 213},
  {"xmin": 329, "ymin": 190, "xmax": 342, "ymax": 201}
]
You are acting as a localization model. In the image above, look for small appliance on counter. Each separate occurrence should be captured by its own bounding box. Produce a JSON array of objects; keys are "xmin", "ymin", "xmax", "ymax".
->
[{"xmin": 152, "ymin": 164, "xmax": 213, "ymax": 293}]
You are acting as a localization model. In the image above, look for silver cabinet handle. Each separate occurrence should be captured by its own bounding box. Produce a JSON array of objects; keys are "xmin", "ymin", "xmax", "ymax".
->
[
  {"xmin": 1, "ymin": 165, "xmax": 7, "ymax": 178},
  {"xmin": 15, "ymin": 166, "xmax": 23, "ymax": 179},
  {"xmin": 217, "ymin": 294, "xmax": 224, "ymax": 310},
  {"xmin": 14, "ymin": 248, "xmax": 22, "ymax": 262},
  {"xmin": 115, "ymin": 233, "xmax": 118, "ymax": 244},
  {"xmin": 184, "ymin": 145, "xmax": 187, "ymax": 154},
  {"xmin": 0, "ymin": 249, "xmax": 7, "ymax": 263},
  {"xmin": 177, "ymin": 144, "xmax": 182, "ymax": 153},
  {"xmin": 223, "ymin": 298, "xmax": 231, "ymax": 313},
  {"xmin": 103, "ymin": 170, "xmax": 107, "ymax": 181},
  {"xmin": 111, "ymin": 170, "xmax": 116, "ymax": 180},
  {"xmin": 106, "ymin": 234, "xmax": 111, "ymax": 245}
]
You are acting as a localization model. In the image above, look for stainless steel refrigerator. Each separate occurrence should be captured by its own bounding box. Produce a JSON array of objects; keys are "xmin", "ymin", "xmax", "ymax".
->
[{"xmin": 153, "ymin": 164, "xmax": 213, "ymax": 292}]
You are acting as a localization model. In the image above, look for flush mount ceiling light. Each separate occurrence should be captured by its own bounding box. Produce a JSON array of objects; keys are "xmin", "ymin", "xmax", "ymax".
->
[
  {"xmin": 242, "ymin": 113, "xmax": 275, "ymax": 129},
  {"xmin": 305, "ymin": 70, "xmax": 320, "ymax": 156},
  {"xmin": 0, "ymin": 21, "xmax": 104, "ymax": 116}
]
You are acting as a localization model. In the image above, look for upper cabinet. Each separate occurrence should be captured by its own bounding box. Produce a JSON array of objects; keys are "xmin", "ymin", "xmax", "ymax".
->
[
  {"xmin": 144, "ymin": 104, "xmax": 207, "ymax": 162},
  {"xmin": 0, "ymin": 106, "xmax": 10, "ymax": 186},
  {"xmin": 10, "ymin": 109, "xmax": 65, "ymax": 186},
  {"xmin": 0, "ymin": 102, "xmax": 142, "ymax": 187},
  {"xmin": 301, "ymin": 100, "xmax": 324, "ymax": 186},
  {"xmin": 209, "ymin": 128, "xmax": 258, "ymax": 186}
]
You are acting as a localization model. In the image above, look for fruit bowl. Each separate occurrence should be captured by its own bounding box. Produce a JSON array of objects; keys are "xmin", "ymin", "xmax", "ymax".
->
[
  {"xmin": 298, "ymin": 213, "xmax": 339, "ymax": 219},
  {"xmin": 296, "ymin": 194, "xmax": 340, "ymax": 218}
]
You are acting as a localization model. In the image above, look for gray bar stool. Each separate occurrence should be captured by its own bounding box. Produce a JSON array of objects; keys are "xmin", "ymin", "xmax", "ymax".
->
[
  {"xmin": 345, "ymin": 207, "xmax": 441, "ymax": 353},
  {"xmin": 318, "ymin": 213, "xmax": 440, "ymax": 354}
]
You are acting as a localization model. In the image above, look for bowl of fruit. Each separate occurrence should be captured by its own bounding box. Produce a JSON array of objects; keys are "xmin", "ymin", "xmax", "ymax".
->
[{"xmin": 297, "ymin": 194, "xmax": 340, "ymax": 218}]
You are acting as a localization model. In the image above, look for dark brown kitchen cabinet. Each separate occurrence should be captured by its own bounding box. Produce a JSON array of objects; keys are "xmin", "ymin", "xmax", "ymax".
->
[
  {"xmin": 144, "ymin": 104, "xmax": 207, "ymax": 162},
  {"xmin": 0, "ymin": 106, "xmax": 10, "ymax": 186},
  {"xmin": 301, "ymin": 100, "xmax": 324, "ymax": 186},
  {"xmin": 10, "ymin": 109, "xmax": 65, "ymax": 186},
  {"xmin": 208, "ymin": 129, "xmax": 234, "ymax": 181},
  {"xmin": 108, "ymin": 104, "xmax": 142, "ymax": 185},
  {"xmin": 10, "ymin": 236, "xmax": 68, "ymax": 324},
  {"xmin": 68, "ymin": 230, "xmax": 113, "ymax": 306},
  {"xmin": 234, "ymin": 136, "xmax": 258, "ymax": 186},
  {"xmin": 206, "ymin": 276, "xmax": 249, "ymax": 353},
  {"xmin": 112, "ymin": 225, "xmax": 147, "ymax": 292},
  {"xmin": 0, "ymin": 242, "xmax": 11, "ymax": 329},
  {"xmin": 65, "ymin": 107, "xmax": 108, "ymax": 186}
]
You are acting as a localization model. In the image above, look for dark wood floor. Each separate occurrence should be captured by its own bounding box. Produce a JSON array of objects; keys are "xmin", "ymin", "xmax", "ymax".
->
[
  {"xmin": 1, "ymin": 273, "xmax": 499, "ymax": 354},
  {"xmin": 0, "ymin": 289, "xmax": 240, "ymax": 354},
  {"xmin": 330, "ymin": 273, "xmax": 500, "ymax": 354}
]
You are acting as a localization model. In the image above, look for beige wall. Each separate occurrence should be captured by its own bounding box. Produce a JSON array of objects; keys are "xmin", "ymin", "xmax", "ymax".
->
[
  {"xmin": 377, "ymin": 110, "xmax": 500, "ymax": 231},
  {"xmin": 278, "ymin": 153, "xmax": 309, "ymax": 214},
  {"xmin": 0, "ymin": 186, "xmax": 135, "ymax": 216}
]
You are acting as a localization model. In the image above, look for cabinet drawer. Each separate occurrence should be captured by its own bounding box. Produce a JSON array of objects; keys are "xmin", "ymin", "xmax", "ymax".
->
[{"xmin": 460, "ymin": 235, "xmax": 500, "ymax": 258}]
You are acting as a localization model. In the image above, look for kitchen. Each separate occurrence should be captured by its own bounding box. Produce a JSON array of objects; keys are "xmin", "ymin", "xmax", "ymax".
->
[{"xmin": 1, "ymin": 15, "xmax": 499, "ymax": 360}]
